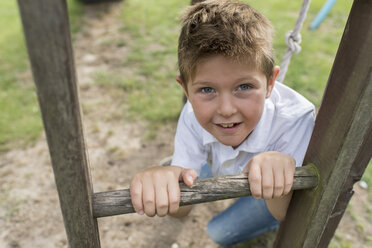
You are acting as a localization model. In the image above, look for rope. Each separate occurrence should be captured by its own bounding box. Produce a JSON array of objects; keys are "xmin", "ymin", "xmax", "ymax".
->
[{"xmin": 277, "ymin": 0, "xmax": 312, "ymax": 83}]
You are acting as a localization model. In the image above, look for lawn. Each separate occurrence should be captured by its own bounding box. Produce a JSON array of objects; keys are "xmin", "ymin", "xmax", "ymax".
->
[{"xmin": 0, "ymin": 0, "xmax": 83, "ymax": 152}]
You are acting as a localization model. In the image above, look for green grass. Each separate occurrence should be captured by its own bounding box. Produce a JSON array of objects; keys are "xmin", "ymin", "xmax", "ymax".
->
[
  {"xmin": 116, "ymin": 0, "xmax": 188, "ymax": 124},
  {"xmin": 0, "ymin": 1, "xmax": 38, "ymax": 151},
  {"xmin": 0, "ymin": 0, "xmax": 83, "ymax": 152}
]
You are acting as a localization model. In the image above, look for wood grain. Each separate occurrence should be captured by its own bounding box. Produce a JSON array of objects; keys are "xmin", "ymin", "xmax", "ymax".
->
[
  {"xmin": 274, "ymin": 1, "xmax": 372, "ymax": 247},
  {"xmin": 93, "ymin": 165, "xmax": 318, "ymax": 218},
  {"xmin": 17, "ymin": 0, "xmax": 101, "ymax": 247}
]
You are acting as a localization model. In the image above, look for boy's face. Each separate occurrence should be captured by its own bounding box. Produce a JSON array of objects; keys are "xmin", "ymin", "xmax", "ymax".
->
[{"xmin": 178, "ymin": 55, "xmax": 278, "ymax": 148}]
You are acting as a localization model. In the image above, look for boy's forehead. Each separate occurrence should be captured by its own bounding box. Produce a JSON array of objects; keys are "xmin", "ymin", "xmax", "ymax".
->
[
  {"xmin": 186, "ymin": 56, "xmax": 268, "ymax": 87},
  {"xmin": 198, "ymin": 54, "xmax": 257, "ymax": 67},
  {"xmin": 192, "ymin": 55, "xmax": 262, "ymax": 77}
]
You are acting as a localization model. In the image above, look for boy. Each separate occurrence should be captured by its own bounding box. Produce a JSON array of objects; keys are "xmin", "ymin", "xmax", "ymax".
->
[{"xmin": 130, "ymin": 0, "xmax": 315, "ymax": 246}]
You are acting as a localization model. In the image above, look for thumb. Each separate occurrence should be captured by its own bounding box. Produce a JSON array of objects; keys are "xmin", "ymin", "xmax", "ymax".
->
[
  {"xmin": 242, "ymin": 160, "xmax": 252, "ymax": 173},
  {"xmin": 180, "ymin": 168, "xmax": 198, "ymax": 186}
]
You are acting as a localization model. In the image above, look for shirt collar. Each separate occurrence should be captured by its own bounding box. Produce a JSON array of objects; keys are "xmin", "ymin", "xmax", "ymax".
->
[
  {"xmin": 202, "ymin": 127, "xmax": 217, "ymax": 145},
  {"xmin": 201, "ymin": 99, "xmax": 275, "ymax": 153}
]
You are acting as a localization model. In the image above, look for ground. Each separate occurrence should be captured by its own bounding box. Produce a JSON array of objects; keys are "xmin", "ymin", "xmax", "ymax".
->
[{"xmin": 0, "ymin": 2, "xmax": 371, "ymax": 248}]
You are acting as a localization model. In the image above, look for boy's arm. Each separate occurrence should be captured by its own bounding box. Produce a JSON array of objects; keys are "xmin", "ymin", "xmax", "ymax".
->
[
  {"xmin": 244, "ymin": 151, "xmax": 295, "ymax": 221},
  {"xmin": 266, "ymin": 192, "xmax": 293, "ymax": 221}
]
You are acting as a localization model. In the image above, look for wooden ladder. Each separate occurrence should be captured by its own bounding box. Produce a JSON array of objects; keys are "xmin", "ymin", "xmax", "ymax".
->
[{"xmin": 17, "ymin": 0, "xmax": 372, "ymax": 247}]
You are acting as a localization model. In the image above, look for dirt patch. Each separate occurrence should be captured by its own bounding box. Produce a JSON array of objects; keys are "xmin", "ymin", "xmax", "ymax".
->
[{"xmin": 0, "ymin": 2, "xmax": 370, "ymax": 248}]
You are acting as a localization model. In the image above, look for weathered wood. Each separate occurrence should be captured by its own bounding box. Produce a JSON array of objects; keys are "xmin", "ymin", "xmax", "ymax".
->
[
  {"xmin": 274, "ymin": 0, "xmax": 372, "ymax": 247},
  {"xmin": 92, "ymin": 165, "xmax": 318, "ymax": 218},
  {"xmin": 17, "ymin": 1, "xmax": 100, "ymax": 247}
]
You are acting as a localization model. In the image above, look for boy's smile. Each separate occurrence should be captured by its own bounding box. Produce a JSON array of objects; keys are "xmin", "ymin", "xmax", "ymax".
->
[{"xmin": 178, "ymin": 55, "xmax": 278, "ymax": 148}]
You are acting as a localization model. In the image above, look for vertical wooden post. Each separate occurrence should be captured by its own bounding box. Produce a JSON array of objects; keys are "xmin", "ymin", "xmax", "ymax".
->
[
  {"xmin": 17, "ymin": 1, "xmax": 101, "ymax": 247},
  {"xmin": 274, "ymin": 0, "xmax": 372, "ymax": 247}
]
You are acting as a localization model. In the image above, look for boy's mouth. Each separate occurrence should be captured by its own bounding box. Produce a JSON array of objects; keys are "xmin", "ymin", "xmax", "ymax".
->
[{"xmin": 217, "ymin": 123, "xmax": 241, "ymax": 128}]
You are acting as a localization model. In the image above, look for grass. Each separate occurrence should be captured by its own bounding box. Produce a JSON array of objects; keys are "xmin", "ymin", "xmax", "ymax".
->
[
  {"xmin": 0, "ymin": 0, "xmax": 83, "ymax": 152},
  {"xmin": 117, "ymin": 0, "xmax": 187, "ymax": 124},
  {"xmin": 0, "ymin": 1, "xmax": 40, "ymax": 151}
]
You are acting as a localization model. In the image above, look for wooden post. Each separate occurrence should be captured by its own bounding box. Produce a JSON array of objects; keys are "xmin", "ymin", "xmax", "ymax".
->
[
  {"xmin": 274, "ymin": 0, "xmax": 372, "ymax": 247},
  {"xmin": 17, "ymin": 1, "xmax": 101, "ymax": 247}
]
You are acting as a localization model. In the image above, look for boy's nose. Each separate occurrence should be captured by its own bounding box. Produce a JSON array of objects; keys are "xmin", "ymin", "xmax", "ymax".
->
[{"xmin": 217, "ymin": 94, "xmax": 237, "ymax": 117}]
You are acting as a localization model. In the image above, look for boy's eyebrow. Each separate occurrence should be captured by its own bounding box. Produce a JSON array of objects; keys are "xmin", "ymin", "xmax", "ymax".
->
[
  {"xmin": 191, "ymin": 81, "xmax": 210, "ymax": 86},
  {"xmin": 236, "ymin": 76, "xmax": 261, "ymax": 84},
  {"xmin": 192, "ymin": 76, "xmax": 261, "ymax": 86}
]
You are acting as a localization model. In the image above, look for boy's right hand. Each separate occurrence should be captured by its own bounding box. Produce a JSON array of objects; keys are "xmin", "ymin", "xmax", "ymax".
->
[{"xmin": 130, "ymin": 166, "xmax": 198, "ymax": 217}]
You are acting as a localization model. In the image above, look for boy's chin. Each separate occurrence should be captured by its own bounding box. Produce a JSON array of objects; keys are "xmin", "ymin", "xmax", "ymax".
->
[{"xmin": 217, "ymin": 138, "xmax": 244, "ymax": 149}]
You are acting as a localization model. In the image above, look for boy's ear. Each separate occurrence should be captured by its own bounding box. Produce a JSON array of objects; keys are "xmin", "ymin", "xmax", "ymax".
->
[
  {"xmin": 176, "ymin": 75, "xmax": 189, "ymax": 99},
  {"xmin": 266, "ymin": 66, "xmax": 280, "ymax": 98}
]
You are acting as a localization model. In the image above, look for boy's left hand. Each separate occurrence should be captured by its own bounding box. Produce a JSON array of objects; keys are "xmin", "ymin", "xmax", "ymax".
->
[{"xmin": 243, "ymin": 151, "xmax": 295, "ymax": 200}]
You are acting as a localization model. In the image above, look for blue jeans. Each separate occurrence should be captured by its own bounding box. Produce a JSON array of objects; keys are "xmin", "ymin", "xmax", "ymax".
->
[{"xmin": 199, "ymin": 163, "xmax": 280, "ymax": 246}]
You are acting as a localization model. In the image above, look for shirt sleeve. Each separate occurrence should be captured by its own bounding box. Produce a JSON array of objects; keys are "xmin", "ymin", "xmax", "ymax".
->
[
  {"xmin": 171, "ymin": 102, "xmax": 208, "ymax": 175},
  {"xmin": 272, "ymin": 108, "xmax": 315, "ymax": 167}
]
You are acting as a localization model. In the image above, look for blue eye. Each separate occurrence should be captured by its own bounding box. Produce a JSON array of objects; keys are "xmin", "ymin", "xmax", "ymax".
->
[
  {"xmin": 201, "ymin": 87, "xmax": 215, "ymax": 94},
  {"xmin": 237, "ymin": 84, "xmax": 251, "ymax": 91}
]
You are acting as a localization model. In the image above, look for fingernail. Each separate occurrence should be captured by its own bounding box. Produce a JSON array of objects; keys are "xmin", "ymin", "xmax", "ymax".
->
[
  {"xmin": 186, "ymin": 175, "xmax": 193, "ymax": 184},
  {"xmin": 138, "ymin": 210, "xmax": 144, "ymax": 215}
]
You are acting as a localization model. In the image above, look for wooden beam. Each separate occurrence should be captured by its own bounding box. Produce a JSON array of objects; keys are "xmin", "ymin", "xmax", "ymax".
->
[
  {"xmin": 274, "ymin": 0, "xmax": 372, "ymax": 247},
  {"xmin": 92, "ymin": 165, "xmax": 318, "ymax": 218},
  {"xmin": 17, "ymin": 1, "xmax": 100, "ymax": 247}
]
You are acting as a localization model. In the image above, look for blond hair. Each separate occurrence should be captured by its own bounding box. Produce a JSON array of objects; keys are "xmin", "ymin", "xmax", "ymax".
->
[{"xmin": 178, "ymin": 0, "xmax": 274, "ymax": 83}]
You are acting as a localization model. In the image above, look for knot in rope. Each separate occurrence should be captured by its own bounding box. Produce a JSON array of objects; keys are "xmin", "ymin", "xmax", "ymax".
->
[{"xmin": 285, "ymin": 30, "xmax": 302, "ymax": 54}]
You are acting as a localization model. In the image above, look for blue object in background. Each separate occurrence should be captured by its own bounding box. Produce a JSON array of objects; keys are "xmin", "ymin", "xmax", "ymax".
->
[{"xmin": 309, "ymin": 0, "xmax": 337, "ymax": 30}]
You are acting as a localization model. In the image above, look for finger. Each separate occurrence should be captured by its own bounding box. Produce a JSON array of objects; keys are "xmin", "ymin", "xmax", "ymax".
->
[
  {"xmin": 284, "ymin": 166, "xmax": 295, "ymax": 195},
  {"xmin": 130, "ymin": 176, "xmax": 144, "ymax": 215},
  {"xmin": 248, "ymin": 163, "xmax": 262, "ymax": 199},
  {"xmin": 155, "ymin": 180, "xmax": 169, "ymax": 217},
  {"xmin": 168, "ymin": 179, "xmax": 180, "ymax": 215},
  {"xmin": 181, "ymin": 169, "xmax": 198, "ymax": 186},
  {"xmin": 261, "ymin": 165, "xmax": 274, "ymax": 200},
  {"xmin": 142, "ymin": 176, "xmax": 156, "ymax": 217},
  {"xmin": 273, "ymin": 168, "xmax": 285, "ymax": 198}
]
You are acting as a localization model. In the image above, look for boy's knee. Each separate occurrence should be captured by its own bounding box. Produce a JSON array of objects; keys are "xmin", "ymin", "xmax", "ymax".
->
[{"xmin": 207, "ymin": 218, "xmax": 234, "ymax": 246}]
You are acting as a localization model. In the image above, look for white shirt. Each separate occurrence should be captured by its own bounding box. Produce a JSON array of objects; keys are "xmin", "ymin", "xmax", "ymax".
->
[{"xmin": 171, "ymin": 82, "xmax": 315, "ymax": 177}]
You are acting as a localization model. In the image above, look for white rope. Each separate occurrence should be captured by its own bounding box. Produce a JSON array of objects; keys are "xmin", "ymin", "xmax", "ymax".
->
[{"xmin": 277, "ymin": 0, "xmax": 312, "ymax": 83}]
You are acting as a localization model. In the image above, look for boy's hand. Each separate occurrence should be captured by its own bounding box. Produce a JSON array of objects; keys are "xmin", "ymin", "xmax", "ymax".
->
[
  {"xmin": 243, "ymin": 151, "xmax": 295, "ymax": 200},
  {"xmin": 130, "ymin": 166, "xmax": 197, "ymax": 217}
]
